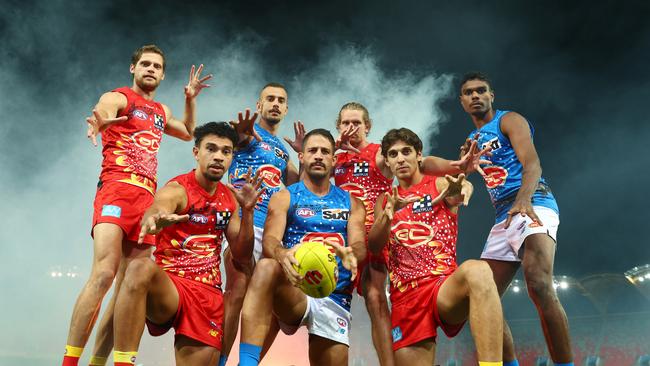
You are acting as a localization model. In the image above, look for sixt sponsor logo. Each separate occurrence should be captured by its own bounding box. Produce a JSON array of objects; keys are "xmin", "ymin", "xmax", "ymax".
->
[
  {"xmin": 274, "ymin": 147, "xmax": 289, "ymax": 161},
  {"xmin": 481, "ymin": 136, "xmax": 502, "ymax": 151},
  {"xmin": 296, "ymin": 207, "xmax": 315, "ymax": 218},
  {"xmin": 132, "ymin": 109, "xmax": 148, "ymax": 120},
  {"xmin": 190, "ymin": 214, "xmax": 208, "ymax": 224},
  {"xmin": 322, "ymin": 209, "xmax": 350, "ymax": 220}
]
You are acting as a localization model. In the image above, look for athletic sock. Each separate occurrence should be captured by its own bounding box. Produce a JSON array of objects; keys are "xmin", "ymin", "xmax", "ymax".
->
[
  {"xmin": 554, "ymin": 363, "xmax": 574, "ymax": 366},
  {"xmin": 239, "ymin": 343, "xmax": 262, "ymax": 366},
  {"xmin": 113, "ymin": 350, "xmax": 137, "ymax": 366},
  {"xmin": 62, "ymin": 345, "xmax": 84, "ymax": 366},
  {"xmin": 218, "ymin": 354, "xmax": 228, "ymax": 366},
  {"xmin": 504, "ymin": 360, "xmax": 520, "ymax": 366},
  {"xmin": 478, "ymin": 362, "xmax": 503, "ymax": 366},
  {"xmin": 88, "ymin": 355, "xmax": 108, "ymax": 366}
]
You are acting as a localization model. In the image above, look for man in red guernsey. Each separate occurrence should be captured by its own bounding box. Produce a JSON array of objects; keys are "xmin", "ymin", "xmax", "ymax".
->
[
  {"xmin": 62, "ymin": 44, "xmax": 212, "ymax": 366},
  {"xmin": 369, "ymin": 128, "xmax": 503, "ymax": 366},
  {"xmin": 110, "ymin": 122, "xmax": 262, "ymax": 366},
  {"xmin": 331, "ymin": 102, "xmax": 490, "ymax": 366}
]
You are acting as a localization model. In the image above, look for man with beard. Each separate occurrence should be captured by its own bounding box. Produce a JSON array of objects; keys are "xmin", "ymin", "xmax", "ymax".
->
[
  {"xmin": 238, "ymin": 129, "xmax": 365, "ymax": 366},
  {"xmin": 219, "ymin": 83, "xmax": 301, "ymax": 365},
  {"xmin": 62, "ymin": 44, "xmax": 211, "ymax": 366},
  {"xmin": 111, "ymin": 122, "xmax": 262, "ymax": 366},
  {"xmin": 369, "ymin": 128, "xmax": 503, "ymax": 366},
  {"xmin": 458, "ymin": 72, "xmax": 572, "ymax": 366}
]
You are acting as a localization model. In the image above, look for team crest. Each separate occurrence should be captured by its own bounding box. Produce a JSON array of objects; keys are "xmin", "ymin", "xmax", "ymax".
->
[
  {"xmin": 154, "ymin": 113, "xmax": 165, "ymax": 131},
  {"xmin": 412, "ymin": 195, "xmax": 433, "ymax": 213}
]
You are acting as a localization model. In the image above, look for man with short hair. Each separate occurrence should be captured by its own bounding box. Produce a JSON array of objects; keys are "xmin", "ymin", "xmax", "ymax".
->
[
  {"xmin": 238, "ymin": 128, "xmax": 364, "ymax": 366},
  {"xmin": 111, "ymin": 122, "xmax": 261, "ymax": 366},
  {"xmin": 458, "ymin": 72, "xmax": 573, "ymax": 366},
  {"xmin": 62, "ymin": 44, "xmax": 211, "ymax": 366},
  {"xmin": 369, "ymin": 127, "xmax": 503, "ymax": 366}
]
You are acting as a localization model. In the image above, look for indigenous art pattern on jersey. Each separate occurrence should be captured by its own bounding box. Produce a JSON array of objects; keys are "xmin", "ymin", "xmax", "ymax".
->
[
  {"xmin": 154, "ymin": 171, "xmax": 235, "ymax": 289},
  {"xmin": 99, "ymin": 87, "xmax": 167, "ymax": 194},
  {"xmin": 388, "ymin": 176, "xmax": 458, "ymax": 294}
]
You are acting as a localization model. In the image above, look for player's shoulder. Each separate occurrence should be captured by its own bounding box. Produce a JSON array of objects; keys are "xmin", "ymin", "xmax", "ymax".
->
[{"xmin": 99, "ymin": 90, "xmax": 128, "ymax": 105}]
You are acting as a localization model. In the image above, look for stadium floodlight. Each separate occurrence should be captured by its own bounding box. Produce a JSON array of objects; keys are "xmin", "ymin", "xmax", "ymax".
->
[
  {"xmin": 553, "ymin": 275, "xmax": 572, "ymax": 291},
  {"xmin": 512, "ymin": 285, "xmax": 520, "ymax": 293},
  {"xmin": 625, "ymin": 264, "xmax": 650, "ymax": 284}
]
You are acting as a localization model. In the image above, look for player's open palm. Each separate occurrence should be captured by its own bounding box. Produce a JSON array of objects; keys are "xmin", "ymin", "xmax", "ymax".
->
[
  {"xmin": 184, "ymin": 64, "xmax": 212, "ymax": 99},
  {"xmin": 434, "ymin": 174, "xmax": 472, "ymax": 207},
  {"xmin": 326, "ymin": 242, "xmax": 358, "ymax": 281},
  {"xmin": 138, "ymin": 213, "xmax": 190, "ymax": 244},
  {"xmin": 227, "ymin": 167, "xmax": 265, "ymax": 211},
  {"xmin": 230, "ymin": 108, "xmax": 262, "ymax": 142},
  {"xmin": 86, "ymin": 109, "xmax": 128, "ymax": 146},
  {"xmin": 284, "ymin": 120, "xmax": 305, "ymax": 153},
  {"xmin": 384, "ymin": 186, "xmax": 420, "ymax": 220},
  {"xmin": 451, "ymin": 138, "xmax": 491, "ymax": 176},
  {"xmin": 335, "ymin": 125, "xmax": 360, "ymax": 153}
]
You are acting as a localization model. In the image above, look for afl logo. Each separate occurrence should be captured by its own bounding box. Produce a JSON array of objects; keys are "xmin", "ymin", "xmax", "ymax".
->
[
  {"xmin": 190, "ymin": 214, "xmax": 208, "ymax": 224},
  {"xmin": 482, "ymin": 166, "xmax": 508, "ymax": 189},
  {"xmin": 132, "ymin": 131, "xmax": 161, "ymax": 153},
  {"xmin": 257, "ymin": 165, "xmax": 282, "ymax": 188},
  {"xmin": 337, "ymin": 317, "xmax": 347, "ymax": 327},
  {"xmin": 296, "ymin": 207, "xmax": 315, "ymax": 218},
  {"xmin": 132, "ymin": 109, "xmax": 148, "ymax": 120},
  {"xmin": 339, "ymin": 183, "xmax": 367, "ymax": 200},
  {"xmin": 392, "ymin": 221, "xmax": 437, "ymax": 248}
]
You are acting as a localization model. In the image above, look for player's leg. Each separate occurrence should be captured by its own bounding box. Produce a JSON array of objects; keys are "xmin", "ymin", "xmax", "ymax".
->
[
  {"xmin": 174, "ymin": 335, "xmax": 220, "ymax": 366},
  {"xmin": 361, "ymin": 261, "xmax": 394, "ymax": 366},
  {"xmin": 437, "ymin": 259, "xmax": 503, "ymax": 362},
  {"xmin": 394, "ymin": 339, "xmax": 435, "ymax": 366},
  {"xmin": 308, "ymin": 335, "xmax": 349, "ymax": 366},
  {"xmin": 64, "ymin": 223, "xmax": 123, "ymax": 365},
  {"xmin": 484, "ymin": 259, "xmax": 520, "ymax": 364},
  {"xmin": 112, "ymin": 257, "xmax": 179, "ymax": 365},
  {"xmin": 521, "ymin": 233, "xmax": 573, "ymax": 363},
  {"xmin": 221, "ymin": 247, "xmax": 254, "ymax": 359}
]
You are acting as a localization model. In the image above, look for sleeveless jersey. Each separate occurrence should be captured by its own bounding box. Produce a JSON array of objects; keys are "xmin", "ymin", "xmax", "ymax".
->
[
  {"xmin": 154, "ymin": 171, "xmax": 235, "ymax": 290},
  {"xmin": 99, "ymin": 86, "xmax": 167, "ymax": 194},
  {"xmin": 388, "ymin": 175, "xmax": 458, "ymax": 295},
  {"xmin": 229, "ymin": 124, "xmax": 290, "ymax": 228},
  {"xmin": 284, "ymin": 182, "xmax": 354, "ymax": 311},
  {"xmin": 467, "ymin": 110, "xmax": 559, "ymax": 222},
  {"xmin": 334, "ymin": 143, "xmax": 392, "ymax": 229}
]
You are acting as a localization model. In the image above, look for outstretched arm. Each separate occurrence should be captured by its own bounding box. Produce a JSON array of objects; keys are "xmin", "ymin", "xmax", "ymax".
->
[
  {"xmin": 344, "ymin": 197, "xmax": 366, "ymax": 276},
  {"xmin": 500, "ymin": 112, "xmax": 543, "ymax": 228},
  {"xmin": 225, "ymin": 168, "xmax": 264, "ymax": 265},
  {"xmin": 421, "ymin": 139, "xmax": 491, "ymax": 177},
  {"xmin": 163, "ymin": 64, "xmax": 212, "ymax": 141},
  {"xmin": 138, "ymin": 182, "xmax": 189, "ymax": 244},
  {"xmin": 85, "ymin": 92, "xmax": 128, "ymax": 146}
]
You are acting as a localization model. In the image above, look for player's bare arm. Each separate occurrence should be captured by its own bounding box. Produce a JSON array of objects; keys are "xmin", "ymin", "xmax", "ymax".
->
[
  {"xmin": 262, "ymin": 189, "xmax": 302, "ymax": 285},
  {"xmin": 434, "ymin": 174, "xmax": 474, "ymax": 213},
  {"xmin": 230, "ymin": 108, "xmax": 262, "ymax": 146},
  {"xmin": 225, "ymin": 169, "xmax": 265, "ymax": 264},
  {"xmin": 336, "ymin": 196, "xmax": 366, "ymax": 279},
  {"xmin": 85, "ymin": 92, "xmax": 128, "ymax": 146},
  {"xmin": 138, "ymin": 182, "xmax": 189, "ymax": 243},
  {"xmin": 285, "ymin": 161, "xmax": 300, "ymax": 185},
  {"xmin": 500, "ymin": 111, "xmax": 544, "ymax": 227},
  {"xmin": 163, "ymin": 64, "xmax": 212, "ymax": 141}
]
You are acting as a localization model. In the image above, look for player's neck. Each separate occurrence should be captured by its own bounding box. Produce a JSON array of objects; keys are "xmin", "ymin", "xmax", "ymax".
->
[
  {"xmin": 131, "ymin": 84, "xmax": 156, "ymax": 101},
  {"xmin": 259, "ymin": 118, "xmax": 280, "ymax": 135},
  {"xmin": 304, "ymin": 177, "xmax": 331, "ymax": 197},
  {"xmin": 194, "ymin": 169, "xmax": 219, "ymax": 195},
  {"xmin": 470, "ymin": 108, "xmax": 495, "ymax": 129},
  {"xmin": 353, "ymin": 139, "xmax": 369, "ymax": 151},
  {"xmin": 398, "ymin": 170, "xmax": 424, "ymax": 190}
]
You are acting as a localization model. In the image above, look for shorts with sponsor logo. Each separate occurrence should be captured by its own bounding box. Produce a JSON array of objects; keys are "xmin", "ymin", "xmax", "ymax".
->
[
  {"xmin": 390, "ymin": 276, "xmax": 464, "ymax": 351},
  {"xmin": 146, "ymin": 273, "xmax": 224, "ymax": 350},
  {"xmin": 481, "ymin": 206, "xmax": 559, "ymax": 262},
  {"xmin": 92, "ymin": 180, "xmax": 155, "ymax": 245},
  {"xmin": 279, "ymin": 296, "xmax": 351, "ymax": 346},
  {"xmin": 222, "ymin": 225, "xmax": 264, "ymax": 262}
]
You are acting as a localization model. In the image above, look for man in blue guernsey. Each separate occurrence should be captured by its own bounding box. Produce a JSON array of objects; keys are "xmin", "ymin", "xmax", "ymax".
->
[
  {"xmin": 219, "ymin": 82, "xmax": 302, "ymax": 365},
  {"xmin": 237, "ymin": 128, "xmax": 366, "ymax": 366},
  {"xmin": 459, "ymin": 72, "xmax": 573, "ymax": 366}
]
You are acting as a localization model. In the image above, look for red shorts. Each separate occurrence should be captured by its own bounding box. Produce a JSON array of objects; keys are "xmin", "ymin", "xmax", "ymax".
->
[
  {"xmin": 390, "ymin": 276, "xmax": 465, "ymax": 351},
  {"xmin": 354, "ymin": 226, "xmax": 389, "ymax": 295},
  {"xmin": 92, "ymin": 181, "xmax": 155, "ymax": 245},
  {"xmin": 146, "ymin": 273, "xmax": 224, "ymax": 350}
]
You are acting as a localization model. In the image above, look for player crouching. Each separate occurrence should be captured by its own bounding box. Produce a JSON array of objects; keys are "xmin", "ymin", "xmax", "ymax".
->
[
  {"xmin": 369, "ymin": 128, "xmax": 503, "ymax": 366},
  {"xmin": 111, "ymin": 122, "xmax": 263, "ymax": 366}
]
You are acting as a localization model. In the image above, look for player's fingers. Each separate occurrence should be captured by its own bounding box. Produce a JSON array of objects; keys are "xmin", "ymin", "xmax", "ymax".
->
[
  {"xmin": 478, "ymin": 159, "xmax": 491, "ymax": 165},
  {"xmin": 528, "ymin": 210, "xmax": 543, "ymax": 226},
  {"xmin": 188, "ymin": 64, "xmax": 195, "ymax": 83},
  {"xmin": 430, "ymin": 188, "xmax": 448, "ymax": 206},
  {"xmin": 504, "ymin": 213, "xmax": 513, "ymax": 229},
  {"xmin": 176, "ymin": 214, "xmax": 190, "ymax": 223},
  {"xmin": 238, "ymin": 111, "xmax": 244, "ymax": 122},
  {"xmin": 476, "ymin": 165, "xmax": 486, "ymax": 177},
  {"xmin": 199, "ymin": 74, "xmax": 212, "ymax": 83},
  {"xmin": 196, "ymin": 64, "xmax": 204, "ymax": 78}
]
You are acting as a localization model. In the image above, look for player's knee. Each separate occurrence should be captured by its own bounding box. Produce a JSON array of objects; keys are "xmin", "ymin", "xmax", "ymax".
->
[
  {"xmin": 122, "ymin": 257, "xmax": 157, "ymax": 292},
  {"xmin": 364, "ymin": 282, "xmax": 388, "ymax": 312},
  {"xmin": 524, "ymin": 271, "xmax": 556, "ymax": 303},
  {"xmin": 462, "ymin": 260, "xmax": 496, "ymax": 294},
  {"xmin": 249, "ymin": 259, "xmax": 281, "ymax": 287},
  {"xmin": 88, "ymin": 266, "xmax": 118, "ymax": 293}
]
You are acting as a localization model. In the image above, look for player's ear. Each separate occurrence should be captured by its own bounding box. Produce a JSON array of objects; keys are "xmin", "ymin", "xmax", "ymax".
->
[
  {"xmin": 193, "ymin": 145, "xmax": 199, "ymax": 161},
  {"xmin": 129, "ymin": 64, "xmax": 135, "ymax": 76},
  {"xmin": 256, "ymin": 99, "xmax": 262, "ymax": 114},
  {"xmin": 298, "ymin": 151, "xmax": 304, "ymax": 165}
]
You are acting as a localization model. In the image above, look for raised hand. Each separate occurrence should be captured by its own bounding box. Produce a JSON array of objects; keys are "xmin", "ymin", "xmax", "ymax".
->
[
  {"xmin": 284, "ymin": 120, "xmax": 305, "ymax": 153},
  {"xmin": 324, "ymin": 241, "xmax": 358, "ymax": 281},
  {"xmin": 504, "ymin": 199, "xmax": 543, "ymax": 229},
  {"xmin": 86, "ymin": 109, "xmax": 128, "ymax": 146},
  {"xmin": 384, "ymin": 186, "xmax": 420, "ymax": 220},
  {"xmin": 450, "ymin": 138, "xmax": 492, "ymax": 176},
  {"xmin": 432, "ymin": 174, "xmax": 473, "ymax": 207},
  {"xmin": 335, "ymin": 125, "xmax": 360, "ymax": 153},
  {"xmin": 226, "ymin": 167, "xmax": 265, "ymax": 211},
  {"xmin": 138, "ymin": 213, "xmax": 190, "ymax": 244},
  {"xmin": 230, "ymin": 108, "xmax": 262, "ymax": 142},
  {"xmin": 184, "ymin": 64, "xmax": 212, "ymax": 99}
]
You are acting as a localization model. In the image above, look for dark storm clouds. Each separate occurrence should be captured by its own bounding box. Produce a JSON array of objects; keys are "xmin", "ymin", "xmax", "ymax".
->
[{"xmin": 2, "ymin": 0, "xmax": 649, "ymax": 278}]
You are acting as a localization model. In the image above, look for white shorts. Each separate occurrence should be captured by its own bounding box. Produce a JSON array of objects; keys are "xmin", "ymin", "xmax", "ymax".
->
[
  {"xmin": 279, "ymin": 296, "xmax": 351, "ymax": 346},
  {"xmin": 481, "ymin": 206, "xmax": 559, "ymax": 262},
  {"xmin": 222, "ymin": 225, "xmax": 264, "ymax": 262}
]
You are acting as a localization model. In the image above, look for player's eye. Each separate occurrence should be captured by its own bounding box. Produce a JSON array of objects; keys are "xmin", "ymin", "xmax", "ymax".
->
[{"xmin": 278, "ymin": 98, "xmax": 286, "ymax": 104}]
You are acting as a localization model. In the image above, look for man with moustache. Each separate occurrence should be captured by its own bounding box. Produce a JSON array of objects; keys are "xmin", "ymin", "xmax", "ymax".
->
[
  {"xmin": 111, "ymin": 122, "xmax": 262, "ymax": 366},
  {"xmin": 62, "ymin": 44, "xmax": 211, "ymax": 366}
]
